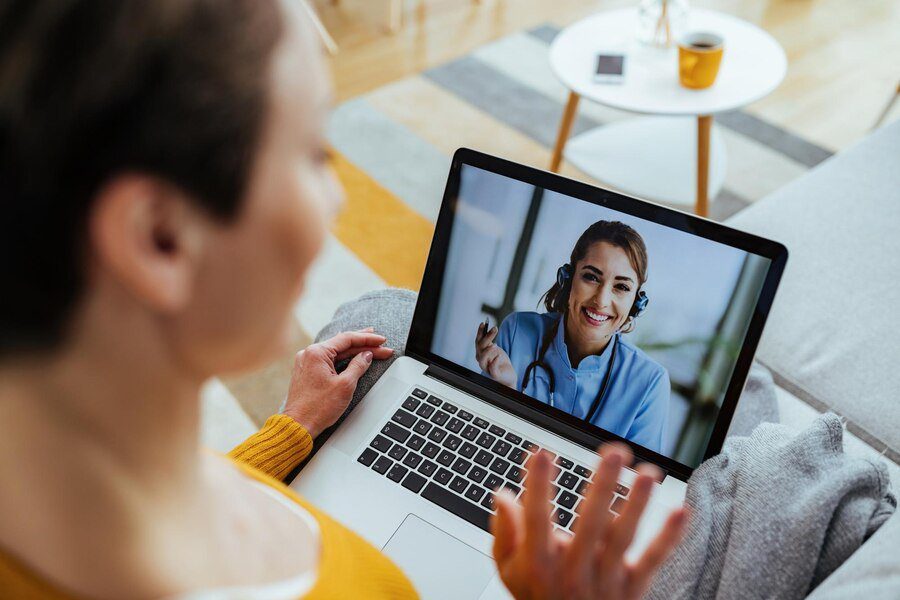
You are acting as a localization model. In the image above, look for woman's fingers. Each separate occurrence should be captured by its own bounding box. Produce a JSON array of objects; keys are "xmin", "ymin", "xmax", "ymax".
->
[
  {"xmin": 335, "ymin": 345, "xmax": 394, "ymax": 362},
  {"xmin": 602, "ymin": 463, "xmax": 659, "ymax": 560},
  {"xmin": 490, "ymin": 489, "xmax": 522, "ymax": 566},
  {"xmin": 628, "ymin": 507, "xmax": 688, "ymax": 596},
  {"xmin": 476, "ymin": 326, "xmax": 499, "ymax": 352},
  {"xmin": 321, "ymin": 331, "xmax": 387, "ymax": 354},
  {"xmin": 522, "ymin": 450, "xmax": 554, "ymax": 565},
  {"xmin": 567, "ymin": 444, "xmax": 626, "ymax": 577}
]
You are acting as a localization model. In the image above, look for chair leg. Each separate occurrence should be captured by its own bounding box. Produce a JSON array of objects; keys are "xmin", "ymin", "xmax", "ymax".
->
[{"xmin": 872, "ymin": 82, "xmax": 900, "ymax": 131}]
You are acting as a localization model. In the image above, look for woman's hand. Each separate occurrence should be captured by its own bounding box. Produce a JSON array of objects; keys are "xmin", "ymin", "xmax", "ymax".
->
[
  {"xmin": 491, "ymin": 444, "xmax": 687, "ymax": 600},
  {"xmin": 281, "ymin": 327, "xmax": 394, "ymax": 438},
  {"xmin": 475, "ymin": 322, "xmax": 517, "ymax": 388}
]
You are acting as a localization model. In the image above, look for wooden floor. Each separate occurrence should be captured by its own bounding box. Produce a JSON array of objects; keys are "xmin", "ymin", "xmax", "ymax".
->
[{"xmin": 314, "ymin": 0, "xmax": 900, "ymax": 152}]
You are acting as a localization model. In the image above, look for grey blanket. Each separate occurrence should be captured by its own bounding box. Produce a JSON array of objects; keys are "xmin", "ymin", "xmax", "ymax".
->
[
  {"xmin": 646, "ymin": 414, "xmax": 896, "ymax": 600},
  {"xmin": 298, "ymin": 289, "xmax": 896, "ymax": 598}
]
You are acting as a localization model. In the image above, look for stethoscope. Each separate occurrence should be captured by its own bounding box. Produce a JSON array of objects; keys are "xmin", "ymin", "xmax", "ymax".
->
[
  {"xmin": 520, "ymin": 317, "xmax": 619, "ymax": 424},
  {"xmin": 518, "ymin": 263, "xmax": 649, "ymax": 424}
]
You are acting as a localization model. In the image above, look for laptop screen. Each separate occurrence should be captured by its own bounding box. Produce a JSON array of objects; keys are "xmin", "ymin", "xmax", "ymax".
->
[{"xmin": 416, "ymin": 156, "xmax": 785, "ymax": 473}]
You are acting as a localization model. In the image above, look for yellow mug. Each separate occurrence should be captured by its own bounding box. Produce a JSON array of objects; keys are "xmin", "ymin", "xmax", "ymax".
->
[{"xmin": 678, "ymin": 32, "xmax": 724, "ymax": 89}]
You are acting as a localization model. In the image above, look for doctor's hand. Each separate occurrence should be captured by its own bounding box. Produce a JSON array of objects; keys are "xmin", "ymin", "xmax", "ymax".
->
[
  {"xmin": 281, "ymin": 328, "xmax": 394, "ymax": 439},
  {"xmin": 475, "ymin": 322, "xmax": 517, "ymax": 388},
  {"xmin": 491, "ymin": 444, "xmax": 687, "ymax": 600}
]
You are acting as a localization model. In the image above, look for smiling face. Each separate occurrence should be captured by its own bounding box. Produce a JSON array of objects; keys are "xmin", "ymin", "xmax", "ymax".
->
[{"xmin": 565, "ymin": 241, "xmax": 640, "ymax": 358}]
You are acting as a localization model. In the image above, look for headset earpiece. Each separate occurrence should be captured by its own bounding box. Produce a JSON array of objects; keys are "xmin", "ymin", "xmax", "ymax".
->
[
  {"xmin": 629, "ymin": 290, "xmax": 649, "ymax": 319},
  {"xmin": 556, "ymin": 263, "xmax": 572, "ymax": 288}
]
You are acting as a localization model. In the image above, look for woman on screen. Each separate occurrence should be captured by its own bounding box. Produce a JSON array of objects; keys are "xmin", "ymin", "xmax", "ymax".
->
[{"xmin": 474, "ymin": 220, "xmax": 670, "ymax": 454}]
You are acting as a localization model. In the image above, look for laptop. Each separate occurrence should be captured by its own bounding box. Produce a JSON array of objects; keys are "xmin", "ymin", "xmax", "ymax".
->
[{"xmin": 290, "ymin": 148, "xmax": 787, "ymax": 599}]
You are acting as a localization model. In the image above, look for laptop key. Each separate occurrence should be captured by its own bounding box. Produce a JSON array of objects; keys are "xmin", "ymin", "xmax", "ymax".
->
[
  {"xmin": 465, "ymin": 484, "xmax": 486, "ymax": 503},
  {"xmin": 576, "ymin": 479, "xmax": 590, "ymax": 496},
  {"xmin": 476, "ymin": 432, "xmax": 496, "ymax": 449},
  {"xmin": 388, "ymin": 445, "xmax": 407, "ymax": 461},
  {"xmin": 430, "ymin": 410, "xmax": 449, "ymax": 426},
  {"xmin": 413, "ymin": 420, "xmax": 432, "ymax": 436},
  {"xmin": 426, "ymin": 395, "xmax": 443, "ymax": 406},
  {"xmin": 401, "ymin": 471, "xmax": 427, "ymax": 493},
  {"xmin": 387, "ymin": 463, "xmax": 408, "ymax": 483},
  {"xmin": 474, "ymin": 450, "xmax": 493, "ymax": 467},
  {"xmin": 558, "ymin": 491, "xmax": 578, "ymax": 509},
  {"xmin": 437, "ymin": 450, "xmax": 455, "ymax": 467},
  {"xmin": 451, "ymin": 457, "xmax": 472, "ymax": 475},
  {"xmin": 492, "ymin": 440, "xmax": 512, "ymax": 457},
  {"xmin": 481, "ymin": 491, "xmax": 496, "ymax": 512},
  {"xmin": 411, "ymin": 388, "xmax": 428, "ymax": 399},
  {"xmin": 358, "ymin": 448, "xmax": 378, "ymax": 467},
  {"xmin": 457, "ymin": 410, "xmax": 474, "ymax": 422},
  {"xmin": 484, "ymin": 474, "xmax": 503, "ymax": 490},
  {"xmin": 490, "ymin": 457, "xmax": 511, "ymax": 475},
  {"xmin": 381, "ymin": 423, "xmax": 410, "ymax": 444},
  {"xmin": 574, "ymin": 465, "xmax": 592, "ymax": 478},
  {"xmin": 504, "ymin": 432, "xmax": 522, "ymax": 445},
  {"xmin": 459, "ymin": 442, "xmax": 478, "ymax": 459},
  {"xmin": 616, "ymin": 484, "xmax": 631, "ymax": 497},
  {"xmin": 467, "ymin": 466, "xmax": 488, "ymax": 483},
  {"xmin": 552, "ymin": 508, "xmax": 573, "ymax": 528},
  {"xmin": 611, "ymin": 496, "xmax": 627, "ymax": 514},
  {"xmin": 427, "ymin": 428, "xmax": 447, "ymax": 444},
  {"xmin": 473, "ymin": 417, "xmax": 489, "ymax": 429},
  {"xmin": 441, "ymin": 402, "xmax": 458, "ymax": 414},
  {"xmin": 556, "ymin": 456, "xmax": 574, "ymax": 470},
  {"xmin": 392, "ymin": 408, "xmax": 417, "ymax": 428},
  {"xmin": 416, "ymin": 404, "xmax": 435, "ymax": 419},
  {"xmin": 508, "ymin": 448, "xmax": 527, "ymax": 465},
  {"xmin": 421, "ymin": 483, "xmax": 491, "ymax": 533},
  {"xmin": 558, "ymin": 472, "xmax": 579, "ymax": 490},
  {"xmin": 446, "ymin": 417, "xmax": 464, "ymax": 433},
  {"xmin": 442, "ymin": 434, "xmax": 462, "ymax": 451},
  {"xmin": 370, "ymin": 435, "xmax": 392, "ymax": 453},
  {"xmin": 422, "ymin": 442, "xmax": 440, "ymax": 459},
  {"xmin": 502, "ymin": 482, "xmax": 521, "ymax": 496},
  {"xmin": 406, "ymin": 434, "xmax": 426, "ymax": 452},
  {"xmin": 434, "ymin": 468, "xmax": 454, "ymax": 485},
  {"xmin": 402, "ymin": 452, "xmax": 423, "ymax": 469},
  {"xmin": 522, "ymin": 440, "xmax": 539, "ymax": 452},
  {"xmin": 417, "ymin": 460, "xmax": 437, "ymax": 477},
  {"xmin": 461, "ymin": 425, "xmax": 480, "ymax": 441},
  {"xmin": 402, "ymin": 396, "xmax": 421, "ymax": 412},
  {"xmin": 372, "ymin": 455, "xmax": 393, "ymax": 475},
  {"xmin": 450, "ymin": 476, "xmax": 469, "ymax": 494},
  {"xmin": 489, "ymin": 424, "xmax": 506, "ymax": 437},
  {"xmin": 507, "ymin": 466, "xmax": 525, "ymax": 483}
]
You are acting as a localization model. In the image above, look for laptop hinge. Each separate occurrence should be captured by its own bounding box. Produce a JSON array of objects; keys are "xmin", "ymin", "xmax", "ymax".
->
[{"xmin": 422, "ymin": 362, "xmax": 668, "ymax": 482}]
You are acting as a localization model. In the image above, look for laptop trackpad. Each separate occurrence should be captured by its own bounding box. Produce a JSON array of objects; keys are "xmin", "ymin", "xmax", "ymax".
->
[{"xmin": 382, "ymin": 514, "xmax": 495, "ymax": 599}]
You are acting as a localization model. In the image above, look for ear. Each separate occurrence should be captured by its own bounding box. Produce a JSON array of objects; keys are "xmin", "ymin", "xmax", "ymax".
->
[{"xmin": 88, "ymin": 174, "xmax": 207, "ymax": 313}]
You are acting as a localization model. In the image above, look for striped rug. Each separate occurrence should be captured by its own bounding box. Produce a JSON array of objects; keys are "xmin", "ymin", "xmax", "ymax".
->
[{"xmin": 204, "ymin": 24, "xmax": 834, "ymax": 443}]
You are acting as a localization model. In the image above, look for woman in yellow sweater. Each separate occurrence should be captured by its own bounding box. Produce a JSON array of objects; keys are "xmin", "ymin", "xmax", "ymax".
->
[{"xmin": 0, "ymin": 1, "xmax": 686, "ymax": 598}]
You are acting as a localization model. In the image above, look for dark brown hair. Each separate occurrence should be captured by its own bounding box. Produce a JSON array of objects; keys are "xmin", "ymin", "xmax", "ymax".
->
[
  {"xmin": 0, "ymin": 0, "xmax": 283, "ymax": 355},
  {"xmin": 540, "ymin": 220, "xmax": 649, "ymax": 334}
]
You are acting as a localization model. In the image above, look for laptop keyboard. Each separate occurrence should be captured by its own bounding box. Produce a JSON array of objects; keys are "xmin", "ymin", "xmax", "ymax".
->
[{"xmin": 357, "ymin": 387, "xmax": 631, "ymax": 534}]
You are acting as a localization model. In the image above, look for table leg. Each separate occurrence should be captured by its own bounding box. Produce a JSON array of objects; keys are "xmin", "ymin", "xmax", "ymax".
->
[
  {"xmin": 550, "ymin": 91, "xmax": 581, "ymax": 173},
  {"xmin": 696, "ymin": 115, "xmax": 712, "ymax": 217}
]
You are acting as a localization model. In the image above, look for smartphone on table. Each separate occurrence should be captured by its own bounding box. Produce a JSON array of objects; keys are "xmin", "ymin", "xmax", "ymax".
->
[{"xmin": 594, "ymin": 54, "xmax": 626, "ymax": 84}]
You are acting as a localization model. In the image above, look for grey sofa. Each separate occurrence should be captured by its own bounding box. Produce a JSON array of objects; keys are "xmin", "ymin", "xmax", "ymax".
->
[{"xmin": 726, "ymin": 118, "xmax": 900, "ymax": 597}]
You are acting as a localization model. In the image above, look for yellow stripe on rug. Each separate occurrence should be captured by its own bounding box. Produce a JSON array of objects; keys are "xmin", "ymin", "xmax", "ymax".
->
[{"xmin": 330, "ymin": 150, "xmax": 434, "ymax": 291}]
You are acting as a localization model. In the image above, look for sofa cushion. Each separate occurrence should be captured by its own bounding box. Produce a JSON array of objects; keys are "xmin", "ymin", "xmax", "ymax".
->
[
  {"xmin": 807, "ymin": 510, "xmax": 900, "ymax": 600},
  {"xmin": 726, "ymin": 120, "xmax": 900, "ymax": 462}
]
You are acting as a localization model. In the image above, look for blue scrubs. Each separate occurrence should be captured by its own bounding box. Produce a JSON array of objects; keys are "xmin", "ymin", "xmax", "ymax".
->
[{"xmin": 488, "ymin": 311, "xmax": 670, "ymax": 454}]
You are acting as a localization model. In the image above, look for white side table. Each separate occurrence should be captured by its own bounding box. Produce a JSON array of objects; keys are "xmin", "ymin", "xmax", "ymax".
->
[{"xmin": 549, "ymin": 8, "xmax": 786, "ymax": 216}]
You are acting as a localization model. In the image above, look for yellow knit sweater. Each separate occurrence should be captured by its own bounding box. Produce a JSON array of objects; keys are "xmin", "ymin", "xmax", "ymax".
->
[{"xmin": 0, "ymin": 415, "xmax": 419, "ymax": 599}]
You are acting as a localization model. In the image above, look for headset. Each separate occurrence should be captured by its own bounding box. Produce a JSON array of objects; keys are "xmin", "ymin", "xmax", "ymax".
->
[{"xmin": 521, "ymin": 263, "xmax": 648, "ymax": 424}]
